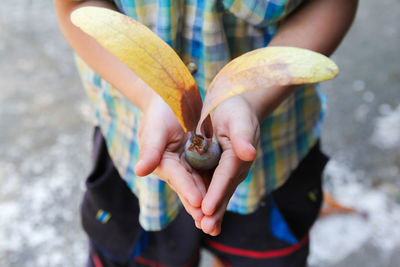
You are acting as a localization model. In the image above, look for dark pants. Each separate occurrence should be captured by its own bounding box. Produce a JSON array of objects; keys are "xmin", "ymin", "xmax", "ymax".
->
[{"xmin": 83, "ymin": 128, "xmax": 328, "ymax": 267}]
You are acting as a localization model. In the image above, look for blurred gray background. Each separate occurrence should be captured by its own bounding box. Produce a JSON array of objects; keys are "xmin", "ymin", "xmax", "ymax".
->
[{"xmin": 0, "ymin": 1, "xmax": 399, "ymax": 266}]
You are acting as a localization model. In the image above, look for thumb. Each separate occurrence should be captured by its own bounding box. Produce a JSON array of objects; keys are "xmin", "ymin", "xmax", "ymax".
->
[
  {"xmin": 135, "ymin": 126, "xmax": 167, "ymax": 177},
  {"xmin": 229, "ymin": 120, "xmax": 257, "ymax": 162}
]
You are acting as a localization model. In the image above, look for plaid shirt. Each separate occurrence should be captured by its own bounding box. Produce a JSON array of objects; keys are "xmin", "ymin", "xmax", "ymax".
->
[{"xmin": 76, "ymin": 0, "xmax": 326, "ymax": 231}]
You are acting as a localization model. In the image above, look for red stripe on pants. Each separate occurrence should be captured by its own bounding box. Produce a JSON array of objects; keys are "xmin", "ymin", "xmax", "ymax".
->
[{"xmin": 205, "ymin": 235, "xmax": 309, "ymax": 259}]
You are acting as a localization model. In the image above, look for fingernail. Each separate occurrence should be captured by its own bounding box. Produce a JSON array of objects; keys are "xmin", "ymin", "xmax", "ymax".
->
[
  {"xmin": 189, "ymin": 193, "xmax": 202, "ymax": 208},
  {"xmin": 134, "ymin": 160, "xmax": 144, "ymax": 176},
  {"xmin": 201, "ymin": 201, "xmax": 214, "ymax": 216}
]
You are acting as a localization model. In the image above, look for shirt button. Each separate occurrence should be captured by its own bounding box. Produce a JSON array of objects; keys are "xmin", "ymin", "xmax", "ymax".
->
[{"xmin": 186, "ymin": 62, "xmax": 197, "ymax": 75}]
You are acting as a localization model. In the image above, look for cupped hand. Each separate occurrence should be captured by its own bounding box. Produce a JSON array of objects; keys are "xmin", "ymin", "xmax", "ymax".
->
[
  {"xmin": 200, "ymin": 95, "xmax": 260, "ymax": 236},
  {"xmin": 134, "ymin": 95, "xmax": 207, "ymax": 224}
]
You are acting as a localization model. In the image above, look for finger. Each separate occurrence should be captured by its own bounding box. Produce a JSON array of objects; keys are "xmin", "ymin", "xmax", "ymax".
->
[
  {"xmin": 195, "ymin": 220, "xmax": 201, "ymax": 229},
  {"xmin": 179, "ymin": 195, "xmax": 204, "ymax": 223},
  {"xmin": 210, "ymin": 226, "xmax": 221, "ymax": 236},
  {"xmin": 201, "ymin": 198, "xmax": 229, "ymax": 236},
  {"xmin": 180, "ymin": 153, "xmax": 208, "ymax": 198},
  {"xmin": 229, "ymin": 119, "xmax": 258, "ymax": 162},
  {"xmin": 231, "ymin": 135, "xmax": 257, "ymax": 162},
  {"xmin": 154, "ymin": 158, "xmax": 203, "ymax": 208},
  {"xmin": 201, "ymin": 150, "xmax": 250, "ymax": 216},
  {"xmin": 192, "ymin": 171, "xmax": 207, "ymax": 198},
  {"xmin": 135, "ymin": 125, "xmax": 168, "ymax": 177}
]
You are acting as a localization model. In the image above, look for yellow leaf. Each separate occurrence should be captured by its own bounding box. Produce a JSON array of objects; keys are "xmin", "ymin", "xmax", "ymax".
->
[
  {"xmin": 198, "ymin": 46, "xmax": 339, "ymax": 130},
  {"xmin": 71, "ymin": 7, "xmax": 202, "ymax": 132}
]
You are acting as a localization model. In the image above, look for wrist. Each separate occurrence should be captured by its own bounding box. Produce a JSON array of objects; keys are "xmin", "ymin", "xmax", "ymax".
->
[
  {"xmin": 241, "ymin": 85, "xmax": 297, "ymax": 123},
  {"xmin": 139, "ymin": 89, "xmax": 160, "ymax": 113}
]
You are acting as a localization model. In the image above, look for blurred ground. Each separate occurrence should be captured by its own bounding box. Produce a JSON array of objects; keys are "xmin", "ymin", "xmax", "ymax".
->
[{"xmin": 0, "ymin": 0, "xmax": 399, "ymax": 266}]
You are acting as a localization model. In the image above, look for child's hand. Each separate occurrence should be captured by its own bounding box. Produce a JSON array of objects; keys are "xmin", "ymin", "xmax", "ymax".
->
[
  {"xmin": 134, "ymin": 95, "xmax": 206, "ymax": 224},
  {"xmin": 200, "ymin": 95, "xmax": 260, "ymax": 236}
]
